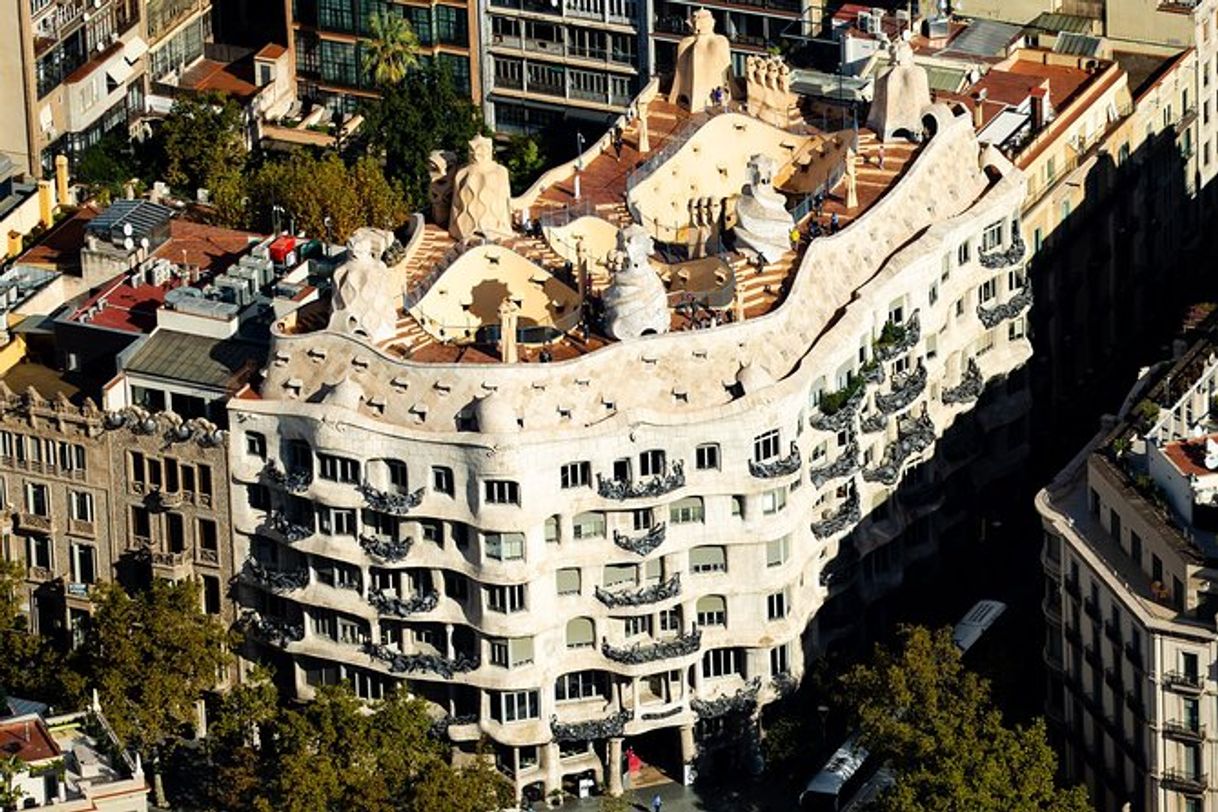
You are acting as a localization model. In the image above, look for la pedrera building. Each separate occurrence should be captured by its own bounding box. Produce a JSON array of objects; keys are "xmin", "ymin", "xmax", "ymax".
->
[{"xmin": 229, "ymin": 22, "xmax": 1033, "ymax": 802}]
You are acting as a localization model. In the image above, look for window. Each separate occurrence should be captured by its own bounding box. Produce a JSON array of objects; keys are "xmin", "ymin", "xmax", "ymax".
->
[
  {"xmin": 767, "ymin": 590, "xmax": 789, "ymax": 620},
  {"xmin": 491, "ymin": 637, "xmax": 534, "ymax": 668},
  {"xmin": 701, "ymin": 648, "xmax": 744, "ymax": 679},
  {"xmin": 202, "ymin": 575, "xmax": 221, "ymax": 615},
  {"xmin": 929, "ymin": 280, "xmax": 939, "ymax": 306},
  {"xmin": 624, "ymin": 615, "xmax": 652, "ymax": 637},
  {"xmin": 603, "ymin": 564, "xmax": 637, "ymax": 587},
  {"xmin": 131, "ymin": 506, "xmax": 151, "ymax": 540},
  {"xmin": 566, "ymin": 617, "xmax": 595, "ymax": 648},
  {"xmin": 640, "ymin": 449, "xmax": 666, "ymax": 477},
  {"xmin": 443, "ymin": 571, "xmax": 468, "ymax": 601},
  {"xmin": 436, "ymin": 467, "xmax": 457, "ymax": 499},
  {"xmin": 766, "ymin": 536, "xmax": 790, "ymax": 567},
  {"xmin": 487, "ymin": 584, "xmax": 526, "ymax": 613},
  {"xmin": 981, "ymin": 220, "xmax": 1004, "ymax": 251},
  {"xmin": 318, "ymin": 453, "xmax": 359, "ymax": 483},
  {"xmin": 320, "ymin": 508, "xmax": 357, "ymax": 537},
  {"xmin": 556, "ymin": 568, "xmax": 581, "ymax": 595},
  {"xmin": 197, "ymin": 518, "xmax": 217, "ymax": 552},
  {"xmin": 670, "ymin": 496, "xmax": 704, "ymax": 524},
  {"xmin": 556, "ymin": 670, "xmax": 605, "ymax": 701},
  {"xmin": 27, "ymin": 536, "xmax": 51, "ymax": 569},
  {"xmin": 492, "ymin": 690, "xmax": 539, "ymax": 722},
  {"xmin": 484, "ymin": 479, "xmax": 520, "ymax": 505},
  {"xmin": 245, "ymin": 432, "xmax": 267, "ymax": 458},
  {"xmin": 731, "ymin": 495, "xmax": 744, "ymax": 518},
  {"xmin": 770, "ymin": 644, "xmax": 790, "ymax": 675},
  {"xmin": 24, "ymin": 483, "xmax": 48, "ymax": 516},
  {"xmin": 561, "ymin": 461, "xmax": 591, "ymax": 489},
  {"xmin": 632, "ymin": 508, "xmax": 653, "ymax": 530},
  {"xmin": 485, "ymin": 532, "xmax": 525, "ymax": 561},
  {"xmin": 761, "ymin": 487, "xmax": 787, "ymax": 515},
  {"xmin": 979, "ymin": 279, "xmax": 997, "ymax": 303},
  {"xmin": 695, "ymin": 443, "xmax": 720, "ymax": 470},
  {"xmin": 753, "ymin": 429, "xmax": 781, "ymax": 462},
  {"xmin": 383, "ymin": 459, "xmax": 408, "ymax": 492},
  {"xmin": 69, "ymin": 491, "xmax": 94, "ymax": 524},
  {"xmin": 957, "ymin": 241, "xmax": 971, "ymax": 266},
  {"xmin": 1129, "ymin": 531, "xmax": 1142, "ymax": 567},
  {"xmin": 696, "ymin": 595, "xmax": 727, "ymax": 626},
  {"xmin": 659, "ymin": 607, "xmax": 682, "ymax": 633},
  {"xmin": 690, "ymin": 546, "xmax": 727, "ymax": 573},
  {"xmin": 71, "ymin": 543, "xmax": 95, "ymax": 584},
  {"xmin": 572, "ymin": 511, "xmax": 605, "ymax": 539}
]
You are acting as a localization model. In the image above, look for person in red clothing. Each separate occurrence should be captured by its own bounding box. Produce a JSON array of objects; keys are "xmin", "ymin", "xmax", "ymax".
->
[{"xmin": 625, "ymin": 746, "xmax": 641, "ymax": 789}]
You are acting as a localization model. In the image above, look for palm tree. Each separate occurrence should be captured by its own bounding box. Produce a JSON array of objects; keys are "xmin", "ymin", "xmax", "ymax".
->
[{"xmin": 362, "ymin": 11, "xmax": 420, "ymax": 88}]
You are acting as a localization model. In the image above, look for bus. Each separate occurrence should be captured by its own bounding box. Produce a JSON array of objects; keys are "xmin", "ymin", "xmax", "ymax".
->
[{"xmin": 798, "ymin": 600, "xmax": 1008, "ymax": 811}]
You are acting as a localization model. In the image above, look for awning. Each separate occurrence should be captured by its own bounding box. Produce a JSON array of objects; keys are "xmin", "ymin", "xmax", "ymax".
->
[
  {"xmin": 106, "ymin": 58, "xmax": 134, "ymax": 85},
  {"xmin": 124, "ymin": 36, "xmax": 148, "ymax": 64}
]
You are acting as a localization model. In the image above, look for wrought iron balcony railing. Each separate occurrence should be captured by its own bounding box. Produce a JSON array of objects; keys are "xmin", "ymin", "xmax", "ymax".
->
[
  {"xmin": 748, "ymin": 443, "xmax": 801, "ymax": 479},
  {"xmin": 261, "ymin": 459, "xmax": 312, "ymax": 493},
  {"xmin": 875, "ymin": 362, "xmax": 927, "ymax": 414},
  {"xmin": 597, "ymin": 461, "xmax": 685, "ymax": 500},
  {"xmin": 601, "ymin": 627, "xmax": 701, "ymax": 664},
  {"xmin": 595, "ymin": 574, "xmax": 681, "ymax": 607},
  {"xmin": 551, "ymin": 710, "xmax": 631, "ymax": 742},
  {"xmin": 874, "ymin": 312, "xmax": 920, "ymax": 362},
  {"xmin": 810, "ymin": 385, "xmax": 864, "ymax": 433},
  {"xmin": 613, "ymin": 523, "xmax": 665, "ymax": 555},
  {"xmin": 977, "ymin": 285, "xmax": 1033, "ymax": 328},
  {"xmin": 942, "ymin": 359, "xmax": 984, "ymax": 405},
  {"xmin": 243, "ymin": 558, "xmax": 309, "ymax": 593},
  {"xmin": 809, "ymin": 436, "xmax": 859, "ymax": 488},
  {"xmin": 368, "ymin": 588, "xmax": 439, "ymax": 617},
  {"xmin": 359, "ymin": 535, "xmax": 413, "ymax": 563},
  {"xmin": 357, "ymin": 482, "xmax": 425, "ymax": 516},
  {"xmin": 691, "ymin": 677, "xmax": 760, "ymax": 719},
  {"xmin": 978, "ymin": 231, "xmax": 1027, "ymax": 269},
  {"xmin": 811, "ymin": 490, "xmax": 861, "ymax": 539},
  {"xmin": 237, "ymin": 610, "xmax": 304, "ymax": 646},
  {"xmin": 363, "ymin": 642, "xmax": 479, "ymax": 678},
  {"xmin": 265, "ymin": 511, "xmax": 313, "ymax": 542},
  {"xmin": 862, "ymin": 413, "xmax": 936, "ymax": 486}
]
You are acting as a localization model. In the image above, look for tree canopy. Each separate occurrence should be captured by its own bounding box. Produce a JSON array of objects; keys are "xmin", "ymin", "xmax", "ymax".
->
[
  {"xmin": 155, "ymin": 94, "xmax": 246, "ymax": 194},
  {"xmin": 362, "ymin": 11, "xmax": 420, "ymax": 88},
  {"xmin": 362, "ymin": 63, "xmax": 487, "ymax": 209},
  {"xmin": 0, "ymin": 559, "xmax": 83, "ymax": 708},
  {"xmin": 841, "ymin": 626, "xmax": 1089, "ymax": 812},
  {"xmin": 80, "ymin": 579, "xmax": 232, "ymax": 756},
  {"xmin": 203, "ymin": 682, "xmax": 513, "ymax": 812}
]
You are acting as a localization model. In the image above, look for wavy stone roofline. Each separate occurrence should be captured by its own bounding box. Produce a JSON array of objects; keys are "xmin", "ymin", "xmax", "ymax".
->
[{"xmin": 259, "ymin": 106, "xmax": 1025, "ymax": 435}]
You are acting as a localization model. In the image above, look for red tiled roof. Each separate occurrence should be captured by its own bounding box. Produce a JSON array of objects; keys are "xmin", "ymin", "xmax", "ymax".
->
[
  {"xmin": 178, "ymin": 59, "xmax": 259, "ymax": 102},
  {"xmin": 1164, "ymin": 436, "xmax": 1218, "ymax": 478},
  {"xmin": 17, "ymin": 204, "xmax": 102, "ymax": 275},
  {"xmin": 256, "ymin": 43, "xmax": 287, "ymax": 60},
  {"xmin": 152, "ymin": 219, "xmax": 260, "ymax": 275},
  {"xmin": 0, "ymin": 717, "xmax": 59, "ymax": 764}
]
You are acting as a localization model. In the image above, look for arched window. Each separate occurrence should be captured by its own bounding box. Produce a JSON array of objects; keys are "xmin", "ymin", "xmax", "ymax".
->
[
  {"xmin": 566, "ymin": 617, "xmax": 595, "ymax": 649},
  {"xmin": 696, "ymin": 595, "xmax": 727, "ymax": 626}
]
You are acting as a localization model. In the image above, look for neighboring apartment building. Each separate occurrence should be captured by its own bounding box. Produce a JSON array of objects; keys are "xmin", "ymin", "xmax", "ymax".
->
[
  {"xmin": 1039, "ymin": 325, "xmax": 1218, "ymax": 812},
  {"xmin": 228, "ymin": 55, "xmax": 1034, "ymax": 799},
  {"xmin": 0, "ymin": 700, "xmax": 148, "ymax": 811},
  {"xmin": 287, "ymin": 0, "xmax": 481, "ymax": 115}
]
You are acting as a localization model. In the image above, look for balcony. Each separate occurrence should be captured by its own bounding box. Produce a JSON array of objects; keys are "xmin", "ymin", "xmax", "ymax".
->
[
  {"xmin": 874, "ymin": 362, "xmax": 927, "ymax": 415},
  {"xmin": 1161, "ymin": 769, "xmax": 1207, "ymax": 794},
  {"xmin": 810, "ymin": 383, "xmax": 864, "ymax": 433},
  {"xmin": 243, "ymin": 558, "xmax": 308, "ymax": 593},
  {"xmin": 748, "ymin": 443, "xmax": 801, "ymax": 479},
  {"xmin": 236, "ymin": 610, "xmax": 304, "ymax": 646},
  {"xmin": 1083, "ymin": 595, "xmax": 1099, "ymax": 619},
  {"xmin": 1064, "ymin": 576, "xmax": 1081, "ymax": 599},
  {"xmin": 260, "ymin": 460, "xmax": 312, "ymax": 494},
  {"xmin": 67, "ymin": 517, "xmax": 95, "ymax": 537},
  {"xmin": 1104, "ymin": 667, "xmax": 1123, "ymax": 691},
  {"xmin": 150, "ymin": 550, "xmax": 189, "ymax": 578},
  {"xmin": 263, "ymin": 511, "xmax": 313, "ymax": 542},
  {"xmin": 367, "ymin": 588, "xmax": 438, "ymax": 617},
  {"xmin": 1124, "ymin": 642, "xmax": 1143, "ymax": 670},
  {"xmin": 357, "ymin": 482, "xmax": 425, "ymax": 517},
  {"xmin": 1125, "ymin": 690, "xmax": 1144, "ymax": 718},
  {"xmin": 874, "ymin": 312, "xmax": 921, "ymax": 362},
  {"xmin": 601, "ymin": 627, "xmax": 701, "ymax": 664},
  {"xmin": 363, "ymin": 642, "xmax": 478, "ymax": 678},
  {"xmin": 597, "ymin": 461, "xmax": 685, "ymax": 500},
  {"xmin": 1083, "ymin": 644, "xmax": 1101, "ymax": 669},
  {"xmin": 1163, "ymin": 671, "xmax": 1205, "ymax": 694},
  {"xmin": 811, "ymin": 490, "xmax": 860, "ymax": 539},
  {"xmin": 613, "ymin": 523, "xmax": 665, "ymax": 556},
  {"xmin": 16, "ymin": 512, "xmax": 53, "ymax": 534},
  {"xmin": 977, "ymin": 286, "xmax": 1033, "ymax": 329},
  {"xmin": 1042, "ymin": 594, "xmax": 1062, "ymax": 622},
  {"xmin": 808, "ymin": 436, "xmax": 859, "ymax": 487},
  {"xmin": 359, "ymin": 535, "xmax": 413, "ymax": 563},
  {"xmin": 595, "ymin": 574, "xmax": 681, "ymax": 607},
  {"xmin": 1104, "ymin": 619, "xmax": 1122, "ymax": 644},
  {"xmin": 551, "ymin": 710, "xmax": 631, "ymax": 742},
  {"xmin": 1162, "ymin": 720, "xmax": 1206, "ymax": 743},
  {"xmin": 942, "ymin": 358, "xmax": 984, "ymax": 405},
  {"xmin": 144, "ymin": 489, "xmax": 184, "ymax": 512},
  {"xmin": 691, "ymin": 678, "xmax": 761, "ymax": 720},
  {"xmin": 862, "ymin": 412, "xmax": 935, "ymax": 486},
  {"xmin": 978, "ymin": 231, "xmax": 1027, "ymax": 269}
]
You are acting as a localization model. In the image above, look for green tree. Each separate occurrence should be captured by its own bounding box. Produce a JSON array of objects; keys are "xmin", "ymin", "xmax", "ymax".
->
[
  {"xmin": 842, "ymin": 626, "xmax": 1090, "ymax": 812},
  {"xmin": 80, "ymin": 580, "xmax": 232, "ymax": 760},
  {"xmin": 363, "ymin": 63, "xmax": 486, "ymax": 209},
  {"xmin": 0, "ymin": 753, "xmax": 27, "ymax": 809},
  {"xmin": 203, "ymin": 666, "xmax": 279, "ymax": 811},
  {"xmin": 245, "ymin": 151, "xmax": 407, "ymax": 242},
  {"xmin": 411, "ymin": 750, "xmax": 515, "ymax": 812},
  {"xmin": 597, "ymin": 792, "xmax": 635, "ymax": 812},
  {"xmin": 502, "ymin": 134, "xmax": 547, "ymax": 196},
  {"xmin": 75, "ymin": 130, "xmax": 137, "ymax": 200},
  {"xmin": 362, "ymin": 11, "xmax": 420, "ymax": 88},
  {"xmin": 156, "ymin": 94, "xmax": 246, "ymax": 193},
  {"xmin": 0, "ymin": 560, "xmax": 83, "ymax": 707}
]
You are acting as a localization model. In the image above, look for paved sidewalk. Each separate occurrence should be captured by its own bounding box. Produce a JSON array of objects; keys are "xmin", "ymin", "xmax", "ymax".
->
[{"xmin": 564, "ymin": 777, "xmax": 795, "ymax": 811}]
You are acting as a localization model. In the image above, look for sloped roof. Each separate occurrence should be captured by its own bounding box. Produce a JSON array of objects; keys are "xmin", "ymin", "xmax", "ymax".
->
[{"xmin": 943, "ymin": 20, "xmax": 1024, "ymax": 58}]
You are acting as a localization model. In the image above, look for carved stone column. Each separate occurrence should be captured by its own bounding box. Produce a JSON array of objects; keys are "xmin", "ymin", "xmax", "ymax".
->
[
  {"xmin": 445, "ymin": 623, "xmax": 455, "ymax": 659},
  {"xmin": 607, "ymin": 736, "xmax": 624, "ymax": 796}
]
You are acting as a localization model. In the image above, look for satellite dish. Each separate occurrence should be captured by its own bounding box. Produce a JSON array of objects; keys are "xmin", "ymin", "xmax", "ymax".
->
[
  {"xmin": 1205, "ymin": 437, "xmax": 1218, "ymax": 471},
  {"xmin": 123, "ymin": 237, "xmax": 134, "ymax": 251},
  {"xmin": 122, "ymin": 223, "xmax": 133, "ymax": 237}
]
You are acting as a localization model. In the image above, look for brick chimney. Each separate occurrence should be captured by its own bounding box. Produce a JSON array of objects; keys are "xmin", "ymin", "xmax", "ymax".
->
[{"xmin": 972, "ymin": 88, "xmax": 987, "ymax": 130}]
